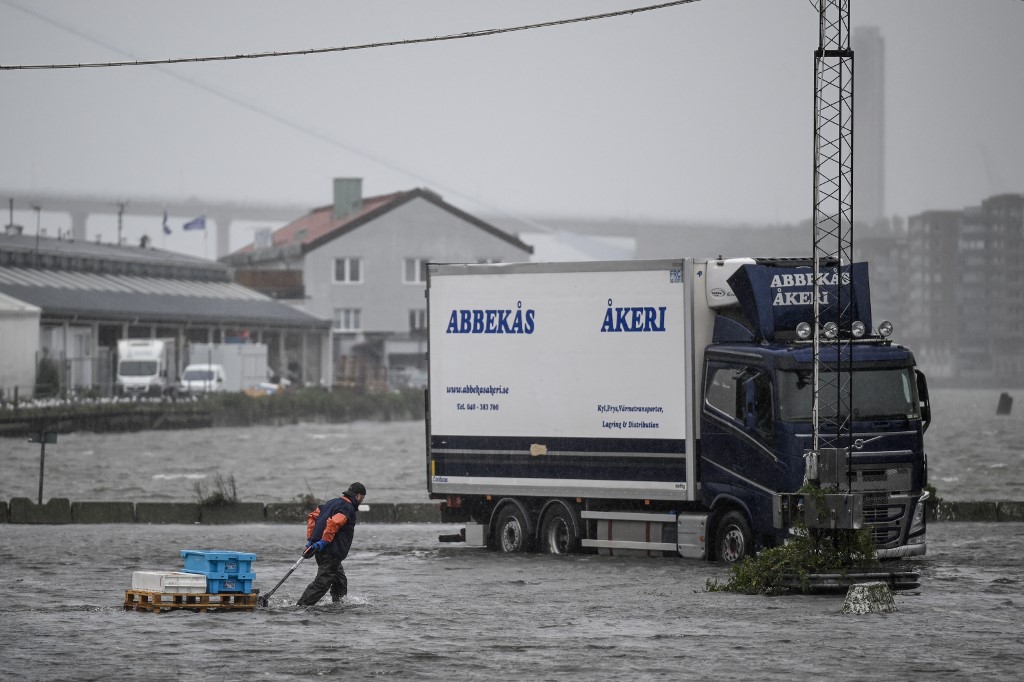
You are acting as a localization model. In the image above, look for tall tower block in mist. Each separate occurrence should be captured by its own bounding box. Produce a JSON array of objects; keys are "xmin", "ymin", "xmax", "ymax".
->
[{"xmin": 853, "ymin": 26, "xmax": 885, "ymax": 227}]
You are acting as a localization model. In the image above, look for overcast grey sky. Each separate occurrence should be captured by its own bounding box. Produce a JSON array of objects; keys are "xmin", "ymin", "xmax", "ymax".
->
[{"xmin": 1, "ymin": 0, "xmax": 1022, "ymax": 258}]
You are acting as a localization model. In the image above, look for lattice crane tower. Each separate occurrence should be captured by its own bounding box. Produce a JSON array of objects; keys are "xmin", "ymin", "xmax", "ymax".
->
[{"xmin": 811, "ymin": 0, "xmax": 855, "ymax": 462}]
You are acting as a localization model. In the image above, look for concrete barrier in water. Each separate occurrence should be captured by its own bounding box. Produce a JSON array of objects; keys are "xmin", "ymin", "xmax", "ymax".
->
[
  {"xmin": 199, "ymin": 502, "xmax": 266, "ymax": 524},
  {"xmin": 934, "ymin": 501, "xmax": 999, "ymax": 522},
  {"xmin": 2, "ymin": 498, "xmax": 1017, "ymax": 525},
  {"xmin": 360, "ymin": 503, "xmax": 396, "ymax": 524},
  {"xmin": 996, "ymin": 501, "xmax": 1024, "ymax": 522},
  {"xmin": 394, "ymin": 502, "xmax": 442, "ymax": 523},
  {"xmin": 9, "ymin": 497, "xmax": 73, "ymax": 524},
  {"xmin": 263, "ymin": 502, "xmax": 405, "ymax": 524},
  {"xmin": 72, "ymin": 501, "xmax": 135, "ymax": 523},
  {"xmin": 135, "ymin": 502, "xmax": 200, "ymax": 524},
  {"xmin": 266, "ymin": 502, "xmax": 308, "ymax": 523}
]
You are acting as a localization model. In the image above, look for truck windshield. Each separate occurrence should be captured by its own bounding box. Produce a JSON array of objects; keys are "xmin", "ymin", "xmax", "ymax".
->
[
  {"xmin": 777, "ymin": 368, "xmax": 920, "ymax": 421},
  {"xmin": 183, "ymin": 370, "xmax": 215, "ymax": 381},
  {"xmin": 119, "ymin": 360, "xmax": 158, "ymax": 377}
]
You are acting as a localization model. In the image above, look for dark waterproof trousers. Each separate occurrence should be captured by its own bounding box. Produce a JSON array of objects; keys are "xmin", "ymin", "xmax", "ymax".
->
[{"xmin": 297, "ymin": 553, "xmax": 348, "ymax": 605}]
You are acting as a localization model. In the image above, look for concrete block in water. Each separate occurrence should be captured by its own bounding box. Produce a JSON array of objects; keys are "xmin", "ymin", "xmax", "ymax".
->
[
  {"xmin": 9, "ymin": 497, "xmax": 73, "ymax": 524},
  {"xmin": 135, "ymin": 502, "xmax": 200, "ymax": 524},
  {"xmin": 934, "ymin": 501, "xmax": 999, "ymax": 522},
  {"xmin": 842, "ymin": 582, "xmax": 898, "ymax": 614},
  {"xmin": 200, "ymin": 502, "xmax": 266, "ymax": 524},
  {"xmin": 72, "ymin": 501, "xmax": 135, "ymax": 523},
  {"xmin": 0, "ymin": 500, "xmax": 7, "ymax": 523},
  {"xmin": 393, "ymin": 503, "xmax": 442, "ymax": 523},
  {"xmin": 997, "ymin": 501, "xmax": 1024, "ymax": 522}
]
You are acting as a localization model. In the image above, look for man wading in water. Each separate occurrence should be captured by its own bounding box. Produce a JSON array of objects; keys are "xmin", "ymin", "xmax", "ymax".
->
[{"xmin": 297, "ymin": 482, "xmax": 366, "ymax": 605}]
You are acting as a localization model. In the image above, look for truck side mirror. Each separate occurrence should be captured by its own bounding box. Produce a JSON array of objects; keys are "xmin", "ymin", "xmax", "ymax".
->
[{"xmin": 915, "ymin": 369, "xmax": 931, "ymax": 432}]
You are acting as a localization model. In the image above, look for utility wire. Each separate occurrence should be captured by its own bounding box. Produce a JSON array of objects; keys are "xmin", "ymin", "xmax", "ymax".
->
[{"xmin": 0, "ymin": 0, "xmax": 702, "ymax": 71}]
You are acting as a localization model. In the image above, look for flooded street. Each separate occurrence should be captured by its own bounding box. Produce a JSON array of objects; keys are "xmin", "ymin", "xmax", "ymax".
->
[
  {"xmin": 1, "ymin": 521, "xmax": 1022, "ymax": 680},
  {"xmin": 2, "ymin": 387, "xmax": 1023, "ymax": 678}
]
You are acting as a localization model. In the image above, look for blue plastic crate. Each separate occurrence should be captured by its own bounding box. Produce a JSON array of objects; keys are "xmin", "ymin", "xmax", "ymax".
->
[
  {"xmin": 191, "ymin": 572, "xmax": 255, "ymax": 594},
  {"xmin": 180, "ymin": 550, "xmax": 256, "ymax": 576}
]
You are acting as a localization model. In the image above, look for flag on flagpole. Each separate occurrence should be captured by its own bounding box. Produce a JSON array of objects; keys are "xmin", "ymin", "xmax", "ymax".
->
[
  {"xmin": 162, "ymin": 210, "xmax": 171, "ymax": 235},
  {"xmin": 183, "ymin": 215, "xmax": 206, "ymax": 231}
]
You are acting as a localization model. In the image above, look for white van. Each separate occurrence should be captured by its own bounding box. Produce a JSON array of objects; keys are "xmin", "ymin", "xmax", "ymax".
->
[{"xmin": 179, "ymin": 363, "xmax": 227, "ymax": 394}]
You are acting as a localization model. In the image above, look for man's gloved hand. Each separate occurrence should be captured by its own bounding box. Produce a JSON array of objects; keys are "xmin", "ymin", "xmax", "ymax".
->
[
  {"xmin": 311, "ymin": 540, "xmax": 328, "ymax": 553},
  {"xmin": 305, "ymin": 539, "xmax": 314, "ymax": 549}
]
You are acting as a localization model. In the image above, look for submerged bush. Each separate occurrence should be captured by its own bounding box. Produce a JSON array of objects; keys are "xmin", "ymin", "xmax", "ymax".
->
[{"xmin": 706, "ymin": 525, "xmax": 879, "ymax": 595}]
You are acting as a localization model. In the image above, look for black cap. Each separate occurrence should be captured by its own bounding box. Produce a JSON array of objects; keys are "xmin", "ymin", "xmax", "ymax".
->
[{"xmin": 346, "ymin": 482, "xmax": 366, "ymax": 498}]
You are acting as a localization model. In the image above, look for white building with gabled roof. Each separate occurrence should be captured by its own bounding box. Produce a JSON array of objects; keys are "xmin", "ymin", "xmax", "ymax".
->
[{"xmin": 223, "ymin": 178, "xmax": 534, "ymax": 387}]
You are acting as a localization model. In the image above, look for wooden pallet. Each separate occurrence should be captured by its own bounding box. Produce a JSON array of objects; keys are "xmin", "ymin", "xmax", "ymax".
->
[{"xmin": 124, "ymin": 589, "xmax": 258, "ymax": 613}]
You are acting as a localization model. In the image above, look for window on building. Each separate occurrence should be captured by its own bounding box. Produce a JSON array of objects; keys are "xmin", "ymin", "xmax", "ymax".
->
[
  {"xmin": 409, "ymin": 309, "xmax": 427, "ymax": 332},
  {"xmin": 335, "ymin": 308, "xmax": 361, "ymax": 332},
  {"xmin": 403, "ymin": 257, "xmax": 429, "ymax": 284},
  {"xmin": 334, "ymin": 257, "xmax": 363, "ymax": 284}
]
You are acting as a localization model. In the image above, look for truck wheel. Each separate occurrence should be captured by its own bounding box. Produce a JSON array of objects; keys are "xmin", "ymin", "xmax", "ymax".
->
[
  {"xmin": 540, "ymin": 504, "xmax": 579, "ymax": 554},
  {"xmin": 495, "ymin": 505, "xmax": 532, "ymax": 553},
  {"xmin": 716, "ymin": 510, "xmax": 753, "ymax": 563}
]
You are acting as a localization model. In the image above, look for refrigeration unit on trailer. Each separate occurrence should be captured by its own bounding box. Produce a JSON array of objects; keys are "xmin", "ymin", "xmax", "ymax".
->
[{"xmin": 425, "ymin": 259, "xmax": 931, "ymax": 562}]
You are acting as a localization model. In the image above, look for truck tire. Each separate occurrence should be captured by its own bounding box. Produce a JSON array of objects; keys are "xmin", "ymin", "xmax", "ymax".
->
[
  {"xmin": 716, "ymin": 510, "xmax": 753, "ymax": 563},
  {"xmin": 539, "ymin": 503, "xmax": 579, "ymax": 554},
  {"xmin": 495, "ymin": 505, "xmax": 532, "ymax": 553}
]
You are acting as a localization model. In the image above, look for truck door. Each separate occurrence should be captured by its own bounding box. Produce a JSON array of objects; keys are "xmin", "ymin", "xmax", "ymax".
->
[{"xmin": 700, "ymin": 362, "xmax": 783, "ymax": 537}]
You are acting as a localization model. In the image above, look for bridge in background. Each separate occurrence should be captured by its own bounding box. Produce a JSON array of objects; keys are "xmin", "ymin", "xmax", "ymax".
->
[{"xmin": 1, "ymin": 189, "xmax": 310, "ymax": 259}]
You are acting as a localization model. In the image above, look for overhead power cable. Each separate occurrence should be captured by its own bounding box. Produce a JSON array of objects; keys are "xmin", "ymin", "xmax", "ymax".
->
[{"xmin": 0, "ymin": 0, "xmax": 702, "ymax": 71}]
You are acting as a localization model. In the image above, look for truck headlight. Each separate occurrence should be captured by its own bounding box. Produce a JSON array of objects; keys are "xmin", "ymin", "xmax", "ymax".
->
[
  {"xmin": 796, "ymin": 322, "xmax": 812, "ymax": 340},
  {"xmin": 877, "ymin": 320, "xmax": 893, "ymax": 338},
  {"xmin": 851, "ymin": 321, "xmax": 866, "ymax": 338},
  {"xmin": 823, "ymin": 322, "xmax": 839, "ymax": 339},
  {"xmin": 909, "ymin": 491, "xmax": 929, "ymax": 536}
]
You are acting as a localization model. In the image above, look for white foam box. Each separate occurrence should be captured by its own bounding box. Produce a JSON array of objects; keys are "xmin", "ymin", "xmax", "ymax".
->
[{"xmin": 132, "ymin": 571, "xmax": 208, "ymax": 594}]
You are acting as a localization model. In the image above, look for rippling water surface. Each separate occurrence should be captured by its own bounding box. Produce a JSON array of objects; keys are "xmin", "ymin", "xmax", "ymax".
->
[
  {"xmin": 1, "ymin": 388, "xmax": 1021, "ymax": 503},
  {"xmin": 1, "ymin": 523, "xmax": 1023, "ymax": 680},
  {"xmin": 1, "ymin": 388, "xmax": 1023, "ymax": 679}
]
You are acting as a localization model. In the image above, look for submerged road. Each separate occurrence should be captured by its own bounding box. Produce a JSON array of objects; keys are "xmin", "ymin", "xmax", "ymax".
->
[{"xmin": 1, "ymin": 521, "xmax": 1022, "ymax": 680}]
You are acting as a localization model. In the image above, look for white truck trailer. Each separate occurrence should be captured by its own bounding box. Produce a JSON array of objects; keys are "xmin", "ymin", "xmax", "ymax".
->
[{"xmin": 426, "ymin": 259, "xmax": 931, "ymax": 562}]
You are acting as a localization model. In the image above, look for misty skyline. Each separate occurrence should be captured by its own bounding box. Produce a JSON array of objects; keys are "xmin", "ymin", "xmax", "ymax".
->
[{"xmin": 2, "ymin": 0, "xmax": 1022, "ymax": 259}]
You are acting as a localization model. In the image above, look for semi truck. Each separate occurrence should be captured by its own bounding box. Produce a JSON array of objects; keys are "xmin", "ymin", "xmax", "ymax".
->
[
  {"xmin": 425, "ymin": 258, "xmax": 931, "ymax": 562},
  {"xmin": 116, "ymin": 338, "xmax": 180, "ymax": 397}
]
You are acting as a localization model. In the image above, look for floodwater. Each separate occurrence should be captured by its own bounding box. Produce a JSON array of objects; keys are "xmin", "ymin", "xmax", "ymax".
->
[
  {"xmin": 1, "ymin": 522, "xmax": 1023, "ymax": 680},
  {"xmin": 0, "ymin": 387, "xmax": 1023, "ymax": 679},
  {"xmin": 1, "ymin": 387, "xmax": 1021, "ymax": 503}
]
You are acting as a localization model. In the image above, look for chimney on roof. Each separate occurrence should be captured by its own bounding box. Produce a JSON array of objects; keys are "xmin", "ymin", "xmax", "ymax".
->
[{"xmin": 333, "ymin": 178, "xmax": 363, "ymax": 220}]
